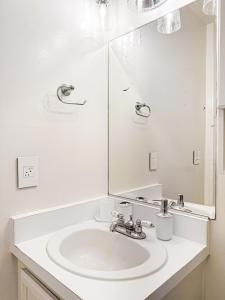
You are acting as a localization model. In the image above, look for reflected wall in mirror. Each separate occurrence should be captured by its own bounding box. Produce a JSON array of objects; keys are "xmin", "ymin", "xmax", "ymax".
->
[{"xmin": 108, "ymin": 0, "xmax": 217, "ymax": 219}]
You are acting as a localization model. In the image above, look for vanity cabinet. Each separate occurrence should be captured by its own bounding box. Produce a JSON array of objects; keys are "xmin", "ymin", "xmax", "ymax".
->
[{"xmin": 19, "ymin": 268, "xmax": 61, "ymax": 300}]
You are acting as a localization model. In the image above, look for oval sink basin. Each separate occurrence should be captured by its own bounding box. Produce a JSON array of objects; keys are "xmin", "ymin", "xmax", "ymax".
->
[{"xmin": 47, "ymin": 221, "xmax": 167, "ymax": 281}]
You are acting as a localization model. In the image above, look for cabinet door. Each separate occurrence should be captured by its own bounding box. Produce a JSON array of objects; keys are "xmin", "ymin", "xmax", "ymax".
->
[{"xmin": 20, "ymin": 269, "xmax": 60, "ymax": 300}]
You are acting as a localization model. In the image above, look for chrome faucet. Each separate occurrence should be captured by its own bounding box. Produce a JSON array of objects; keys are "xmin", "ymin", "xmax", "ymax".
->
[
  {"xmin": 110, "ymin": 211, "xmax": 154, "ymax": 240},
  {"xmin": 170, "ymin": 194, "xmax": 192, "ymax": 212},
  {"xmin": 177, "ymin": 194, "xmax": 184, "ymax": 209}
]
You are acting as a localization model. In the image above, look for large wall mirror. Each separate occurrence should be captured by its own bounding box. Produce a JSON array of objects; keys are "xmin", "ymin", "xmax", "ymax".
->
[{"xmin": 108, "ymin": 0, "xmax": 217, "ymax": 219}]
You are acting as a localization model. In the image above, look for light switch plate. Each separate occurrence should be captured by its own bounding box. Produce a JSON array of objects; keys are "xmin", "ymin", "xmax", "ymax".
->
[
  {"xmin": 17, "ymin": 156, "xmax": 39, "ymax": 188},
  {"xmin": 149, "ymin": 152, "xmax": 158, "ymax": 171},
  {"xmin": 193, "ymin": 150, "xmax": 200, "ymax": 165}
]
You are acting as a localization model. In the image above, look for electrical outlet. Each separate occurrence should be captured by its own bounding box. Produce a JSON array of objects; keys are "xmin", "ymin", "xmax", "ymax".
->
[
  {"xmin": 17, "ymin": 156, "xmax": 39, "ymax": 188},
  {"xmin": 23, "ymin": 166, "xmax": 35, "ymax": 178}
]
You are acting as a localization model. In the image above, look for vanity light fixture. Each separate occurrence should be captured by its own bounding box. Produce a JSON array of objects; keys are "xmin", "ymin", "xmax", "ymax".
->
[
  {"xmin": 128, "ymin": 0, "xmax": 168, "ymax": 13},
  {"xmin": 157, "ymin": 9, "xmax": 181, "ymax": 34},
  {"xmin": 202, "ymin": 0, "xmax": 216, "ymax": 16}
]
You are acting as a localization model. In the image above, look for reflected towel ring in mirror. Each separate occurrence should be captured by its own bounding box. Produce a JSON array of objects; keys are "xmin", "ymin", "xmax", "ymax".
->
[
  {"xmin": 57, "ymin": 84, "xmax": 87, "ymax": 106},
  {"xmin": 135, "ymin": 102, "xmax": 151, "ymax": 118}
]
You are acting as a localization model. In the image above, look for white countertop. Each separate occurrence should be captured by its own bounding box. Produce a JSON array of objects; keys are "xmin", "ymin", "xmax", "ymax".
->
[{"xmin": 11, "ymin": 219, "xmax": 208, "ymax": 300}]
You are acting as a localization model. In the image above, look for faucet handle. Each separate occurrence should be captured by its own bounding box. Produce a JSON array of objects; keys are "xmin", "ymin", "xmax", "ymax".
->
[
  {"xmin": 135, "ymin": 219, "xmax": 142, "ymax": 234},
  {"xmin": 136, "ymin": 219, "xmax": 141, "ymax": 226},
  {"xmin": 111, "ymin": 210, "xmax": 124, "ymax": 222},
  {"xmin": 135, "ymin": 219, "xmax": 154, "ymax": 235},
  {"xmin": 111, "ymin": 210, "xmax": 121, "ymax": 218},
  {"xmin": 111, "ymin": 210, "xmax": 125, "ymax": 226}
]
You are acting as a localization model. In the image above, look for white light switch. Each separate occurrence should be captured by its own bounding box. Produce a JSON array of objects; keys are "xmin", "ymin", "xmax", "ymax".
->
[
  {"xmin": 149, "ymin": 152, "xmax": 158, "ymax": 171},
  {"xmin": 193, "ymin": 150, "xmax": 201, "ymax": 165},
  {"xmin": 17, "ymin": 156, "xmax": 39, "ymax": 188}
]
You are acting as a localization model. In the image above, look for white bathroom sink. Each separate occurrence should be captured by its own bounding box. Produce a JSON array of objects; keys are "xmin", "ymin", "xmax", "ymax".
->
[{"xmin": 47, "ymin": 221, "xmax": 167, "ymax": 281}]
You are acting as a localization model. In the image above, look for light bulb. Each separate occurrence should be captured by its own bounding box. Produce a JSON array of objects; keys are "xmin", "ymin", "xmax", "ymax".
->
[{"xmin": 157, "ymin": 9, "xmax": 181, "ymax": 35}]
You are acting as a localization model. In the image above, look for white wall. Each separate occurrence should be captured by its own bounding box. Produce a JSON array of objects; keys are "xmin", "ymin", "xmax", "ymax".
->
[
  {"xmin": 109, "ymin": 7, "xmax": 208, "ymax": 204},
  {"xmin": 0, "ymin": 1, "xmax": 108, "ymax": 299}
]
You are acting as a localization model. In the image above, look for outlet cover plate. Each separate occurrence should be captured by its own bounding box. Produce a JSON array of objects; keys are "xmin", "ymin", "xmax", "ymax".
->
[{"xmin": 17, "ymin": 156, "xmax": 39, "ymax": 188}]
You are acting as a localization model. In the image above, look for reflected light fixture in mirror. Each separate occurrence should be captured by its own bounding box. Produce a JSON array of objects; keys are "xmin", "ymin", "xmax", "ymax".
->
[
  {"xmin": 128, "ymin": 0, "xmax": 168, "ymax": 13},
  {"xmin": 157, "ymin": 9, "xmax": 181, "ymax": 34},
  {"xmin": 96, "ymin": 0, "xmax": 109, "ymax": 4},
  {"xmin": 202, "ymin": 0, "xmax": 216, "ymax": 16},
  {"xmin": 96, "ymin": 0, "xmax": 113, "ymax": 31}
]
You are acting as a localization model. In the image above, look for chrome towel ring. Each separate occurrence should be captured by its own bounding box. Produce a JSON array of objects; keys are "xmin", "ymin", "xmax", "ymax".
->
[
  {"xmin": 135, "ymin": 102, "xmax": 151, "ymax": 118},
  {"xmin": 57, "ymin": 84, "xmax": 87, "ymax": 106}
]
